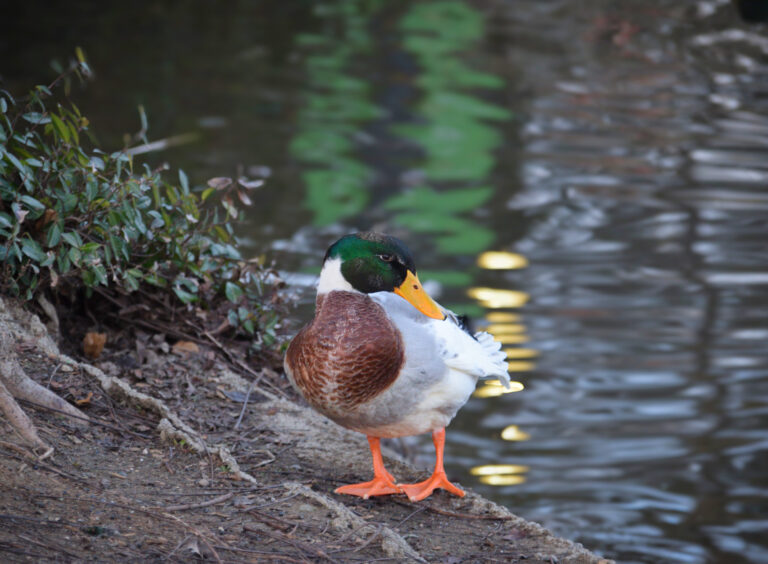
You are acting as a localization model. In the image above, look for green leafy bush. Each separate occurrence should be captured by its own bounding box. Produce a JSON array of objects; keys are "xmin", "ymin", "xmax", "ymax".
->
[{"xmin": 0, "ymin": 58, "xmax": 282, "ymax": 351}]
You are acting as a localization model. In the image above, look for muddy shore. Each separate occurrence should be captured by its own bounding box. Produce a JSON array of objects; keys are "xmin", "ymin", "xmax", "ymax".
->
[{"xmin": 0, "ymin": 297, "xmax": 610, "ymax": 563}]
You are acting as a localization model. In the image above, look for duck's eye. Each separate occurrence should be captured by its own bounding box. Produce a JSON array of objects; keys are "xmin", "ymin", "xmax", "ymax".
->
[{"xmin": 378, "ymin": 253, "xmax": 395, "ymax": 263}]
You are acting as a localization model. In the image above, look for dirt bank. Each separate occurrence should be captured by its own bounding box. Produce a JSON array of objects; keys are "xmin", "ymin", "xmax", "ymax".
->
[{"xmin": 0, "ymin": 297, "xmax": 610, "ymax": 563}]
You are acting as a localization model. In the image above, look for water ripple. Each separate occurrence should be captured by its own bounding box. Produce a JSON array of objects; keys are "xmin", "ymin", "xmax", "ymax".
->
[{"xmin": 463, "ymin": 1, "xmax": 768, "ymax": 562}]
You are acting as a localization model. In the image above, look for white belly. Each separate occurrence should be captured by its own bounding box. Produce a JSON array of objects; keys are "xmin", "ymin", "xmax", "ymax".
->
[{"xmin": 351, "ymin": 368, "xmax": 476, "ymax": 438}]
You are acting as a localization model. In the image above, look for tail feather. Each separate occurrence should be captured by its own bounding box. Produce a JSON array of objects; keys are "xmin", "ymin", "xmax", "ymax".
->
[
  {"xmin": 474, "ymin": 331, "xmax": 511, "ymax": 388},
  {"xmin": 433, "ymin": 304, "xmax": 511, "ymax": 387},
  {"xmin": 440, "ymin": 328, "xmax": 510, "ymax": 388}
]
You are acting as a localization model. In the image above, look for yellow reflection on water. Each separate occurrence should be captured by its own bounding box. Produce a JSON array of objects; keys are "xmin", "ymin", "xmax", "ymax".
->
[
  {"xmin": 495, "ymin": 334, "xmax": 530, "ymax": 345},
  {"xmin": 473, "ymin": 380, "xmax": 524, "ymax": 398},
  {"xmin": 507, "ymin": 361, "xmax": 535, "ymax": 372},
  {"xmin": 478, "ymin": 475, "xmax": 527, "ymax": 486},
  {"xmin": 477, "ymin": 251, "xmax": 529, "ymax": 270},
  {"xmin": 503, "ymin": 347, "xmax": 538, "ymax": 359},
  {"xmin": 471, "ymin": 464, "xmax": 530, "ymax": 475},
  {"xmin": 485, "ymin": 379, "xmax": 523, "ymax": 389},
  {"xmin": 468, "ymin": 256, "xmax": 535, "ymax": 488},
  {"xmin": 485, "ymin": 312, "xmax": 520, "ymax": 323},
  {"xmin": 501, "ymin": 425, "xmax": 531, "ymax": 441},
  {"xmin": 467, "ymin": 287, "xmax": 529, "ymax": 309},
  {"xmin": 485, "ymin": 323, "xmax": 526, "ymax": 334},
  {"xmin": 471, "ymin": 463, "xmax": 529, "ymax": 486}
]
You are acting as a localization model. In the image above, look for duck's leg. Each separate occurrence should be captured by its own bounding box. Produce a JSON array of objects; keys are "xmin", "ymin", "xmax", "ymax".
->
[
  {"xmin": 398, "ymin": 428, "xmax": 465, "ymax": 502},
  {"xmin": 335, "ymin": 436, "xmax": 401, "ymax": 498}
]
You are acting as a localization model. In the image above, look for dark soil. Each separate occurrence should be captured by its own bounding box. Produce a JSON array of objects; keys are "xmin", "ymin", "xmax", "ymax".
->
[{"xmin": 0, "ymin": 305, "xmax": 606, "ymax": 563}]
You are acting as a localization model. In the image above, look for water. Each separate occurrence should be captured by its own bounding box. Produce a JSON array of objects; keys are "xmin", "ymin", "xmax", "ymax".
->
[{"xmin": 3, "ymin": 1, "xmax": 768, "ymax": 562}]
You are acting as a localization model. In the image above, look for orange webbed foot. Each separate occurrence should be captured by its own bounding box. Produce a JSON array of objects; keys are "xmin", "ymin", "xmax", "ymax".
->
[
  {"xmin": 398, "ymin": 427, "xmax": 465, "ymax": 502},
  {"xmin": 335, "ymin": 436, "xmax": 401, "ymax": 499},
  {"xmin": 398, "ymin": 471, "xmax": 465, "ymax": 502},
  {"xmin": 335, "ymin": 476, "xmax": 402, "ymax": 499}
]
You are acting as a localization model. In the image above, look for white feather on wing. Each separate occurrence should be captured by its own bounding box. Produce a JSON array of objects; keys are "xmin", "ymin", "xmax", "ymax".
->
[{"xmin": 371, "ymin": 292, "xmax": 510, "ymax": 388}]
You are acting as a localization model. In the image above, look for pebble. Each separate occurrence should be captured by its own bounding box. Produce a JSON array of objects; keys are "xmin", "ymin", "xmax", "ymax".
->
[{"xmin": 198, "ymin": 478, "xmax": 210, "ymax": 487}]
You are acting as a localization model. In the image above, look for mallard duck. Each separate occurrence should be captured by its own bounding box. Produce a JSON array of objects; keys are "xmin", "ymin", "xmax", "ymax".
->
[{"xmin": 284, "ymin": 232, "xmax": 510, "ymax": 501}]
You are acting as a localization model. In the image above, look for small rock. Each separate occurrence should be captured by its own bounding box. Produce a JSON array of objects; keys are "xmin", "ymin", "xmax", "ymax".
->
[{"xmin": 198, "ymin": 478, "xmax": 210, "ymax": 487}]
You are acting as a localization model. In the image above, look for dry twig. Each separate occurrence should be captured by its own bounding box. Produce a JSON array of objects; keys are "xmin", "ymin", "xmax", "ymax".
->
[{"xmin": 162, "ymin": 492, "xmax": 234, "ymax": 512}]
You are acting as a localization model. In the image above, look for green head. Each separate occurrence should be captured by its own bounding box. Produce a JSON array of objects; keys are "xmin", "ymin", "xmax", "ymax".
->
[
  {"xmin": 324, "ymin": 232, "xmax": 415, "ymax": 293},
  {"xmin": 319, "ymin": 232, "xmax": 444, "ymax": 319}
]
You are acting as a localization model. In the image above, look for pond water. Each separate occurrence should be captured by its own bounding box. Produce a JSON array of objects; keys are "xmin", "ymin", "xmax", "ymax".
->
[{"xmin": 3, "ymin": 1, "xmax": 768, "ymax": 562}]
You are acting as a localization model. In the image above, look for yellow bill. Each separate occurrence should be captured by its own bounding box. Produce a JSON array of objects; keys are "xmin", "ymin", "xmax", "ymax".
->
[{"xmin": 394, "ymin": 270, "xmax": 445, "ymax": 320}]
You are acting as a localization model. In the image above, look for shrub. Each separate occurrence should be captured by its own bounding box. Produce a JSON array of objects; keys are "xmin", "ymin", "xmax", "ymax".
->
[{"xmin": 0, "ymin": 56, "xmax": 282, "ymax": 352}]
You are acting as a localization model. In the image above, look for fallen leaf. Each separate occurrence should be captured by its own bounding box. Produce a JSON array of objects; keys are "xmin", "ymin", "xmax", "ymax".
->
[
  {"xmin": 172, "ymin": 340, "xmax": 200, "ymax": 355},
  {"xmin": 83, "ymin": 332, "xmax": 107, "ymax": 359},
  {"xmin": 75, "ymin": 391, "xmax": 93, "ymax": 406}
]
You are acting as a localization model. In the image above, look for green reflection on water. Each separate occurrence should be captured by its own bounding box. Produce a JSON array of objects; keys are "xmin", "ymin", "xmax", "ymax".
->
[
  {"xmin": 385, "ymin": 186, "xmax": 495, "ymax": 253},
  {"xmin": 390, "ymin": 1, "xmax": 510, "ymax": 263},
  {"xmin": 291, "ymin": 1, "xmax": 511, "ymax": 264},
  {"xmin": 289, "ymin": 2, "xmax": 383, "ymax": 226}
]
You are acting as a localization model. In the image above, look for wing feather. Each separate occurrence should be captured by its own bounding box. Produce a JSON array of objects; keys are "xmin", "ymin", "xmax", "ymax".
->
[
  {"xmin": 434, "ymin": 318, "xmax": 511, "ymax": 388},
  {"xmin": 370, "ymin": 292, "xmax": 510, "ymax": 387}
]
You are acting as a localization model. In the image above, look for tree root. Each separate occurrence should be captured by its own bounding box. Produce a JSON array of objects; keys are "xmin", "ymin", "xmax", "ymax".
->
[
  {"xmin": 0, "ymin": 343, "xmax": 86, "ymax": 459},
  {"xmin": 0, "ymin": 297, "xmax": 87, "ymax": 458},
  {"xmin": 0, "ymin": 376, "xmax": 47, "ymax": 451},
  {"xmin": 0, "ymin": 352, "xmax": 88, "ymax": 424}
]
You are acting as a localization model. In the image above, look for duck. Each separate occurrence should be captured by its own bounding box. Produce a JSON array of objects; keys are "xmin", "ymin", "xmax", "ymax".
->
[{"xmin": 284, "ymin": 232, "xmax": 510, "ymax": 501}]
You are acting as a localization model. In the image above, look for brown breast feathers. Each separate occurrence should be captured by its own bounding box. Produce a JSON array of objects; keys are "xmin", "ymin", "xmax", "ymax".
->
[{"xmin": 285, "ymin": 291, "xmax": 404, "ymax": 416}]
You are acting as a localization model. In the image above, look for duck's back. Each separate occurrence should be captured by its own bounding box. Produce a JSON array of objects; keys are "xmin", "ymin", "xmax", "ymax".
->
[{"xmin": 284, "ymin": 291, "xmax": 405, "ymax": 421}]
